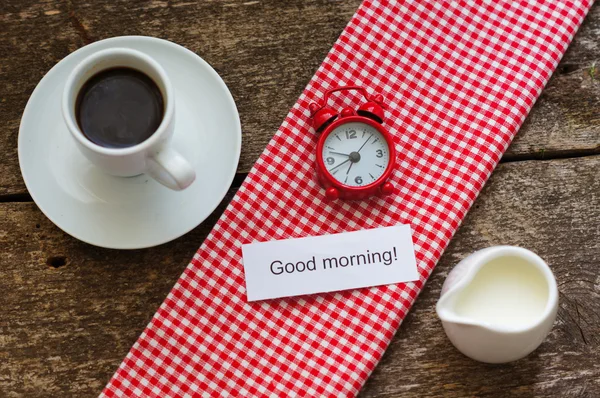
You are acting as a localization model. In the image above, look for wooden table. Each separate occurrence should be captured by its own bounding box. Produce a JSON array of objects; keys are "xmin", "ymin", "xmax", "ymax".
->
[{"xmin": 1, "ymin": 1, "xmax": 599, "ymax": 397}]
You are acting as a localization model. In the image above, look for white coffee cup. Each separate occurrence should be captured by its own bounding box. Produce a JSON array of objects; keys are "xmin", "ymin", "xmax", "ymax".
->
[{"xmin": 62, "ymin": 47, "xmax": 196, "ymax": 191}]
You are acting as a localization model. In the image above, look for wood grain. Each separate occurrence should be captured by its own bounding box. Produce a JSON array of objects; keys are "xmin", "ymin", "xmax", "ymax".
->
[
  {"xmin": 0, "ymin": 189, "xmax": 236, "ymax": 397},
  {"xmin": 1, "ymin": 156, "xmax": 599, "ymax": 397},
  {"xmin": 1, "ymin": 1, "xmax": 599, "ymax": 397},
  {"xmin": 1, "ymin": 0, "xmax": 599, "ymax": 196},
  {"xmin": 505, "ymin": 2, "xmax": 600, "ymax": 161},
  {"xmin": 361, "ymin": 155, "xmax": 600, "ymax": 398}
]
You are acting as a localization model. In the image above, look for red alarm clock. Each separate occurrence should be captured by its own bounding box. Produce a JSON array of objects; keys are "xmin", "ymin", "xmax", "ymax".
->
[{"xmin": 309, "ymin": 86, "xmax": 397, "ymax": 200}]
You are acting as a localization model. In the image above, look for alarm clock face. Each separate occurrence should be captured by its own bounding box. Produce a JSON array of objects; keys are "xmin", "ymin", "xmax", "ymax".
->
[{"xmin": 321, "ymin": 121, "xmax": 390, "ymax": 187}]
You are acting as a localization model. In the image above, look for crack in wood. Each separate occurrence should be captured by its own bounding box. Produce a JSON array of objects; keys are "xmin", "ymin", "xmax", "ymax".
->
[
  {"xmin": 0, "ymin": 193, "xmax": 32, "ymax": 203},
  {"xmin": 556, "ymin": 59, "xmax": 600, "ymax": 76},
  {"xmin": 67, "ymin": 1, "xmax": 93, "ymax": 45},
  {"xmin": 1, "ymin": 150, "xmax": 600, "ymax": 203},
  {"xmin": 559, "ymin": 292, "xmax": 590, "ymax": 346},
  {"xmin": 575, "ymin": 299, "xmax": 588, "ymax": 345},
  {"xmin": 501, "ymin": 147, "xmax": 600, "ymax": 163}
]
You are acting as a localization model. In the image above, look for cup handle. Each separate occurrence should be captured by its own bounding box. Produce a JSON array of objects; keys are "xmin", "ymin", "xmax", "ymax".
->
[{"xmin": 146, "ymin": 147, "xmax": 196, "ymax": 191}]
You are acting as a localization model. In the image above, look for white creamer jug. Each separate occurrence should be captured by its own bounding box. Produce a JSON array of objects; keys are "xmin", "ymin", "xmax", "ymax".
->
[{"xmin": 436, "ymin": 246, "xmax": 558, "ymax": 363}]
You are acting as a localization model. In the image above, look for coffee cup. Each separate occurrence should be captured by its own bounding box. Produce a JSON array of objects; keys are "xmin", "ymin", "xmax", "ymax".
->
[{"xmin": 62, "ymin": 47, "xmax": 195, "ymax": 191}]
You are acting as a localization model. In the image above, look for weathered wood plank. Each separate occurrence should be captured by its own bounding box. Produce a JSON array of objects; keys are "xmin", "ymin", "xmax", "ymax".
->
[
  {"xmin": 0, "ymin": 0, "xmax": 359, "ymax": 196},
  {"xmin": 0, "ymin": 0, "xmax": 84, "ymax": 197},
  {"xmin": 0, "ymin": 189, "xmax": 236, "ymax": 397},
  {"xmin": 361, "ymin": 155, "xmax": 600, "ymax": 398},
  {"xmin": 1, "ymin": 155, "xmax": 599, "ymax": 397},
  {"xmin": 505, "ymin": 1, "xmax": 600, "ymax": 161},
  {"xmin": 1, "ymin": 0, "xmax": 599, "ymax": 195}
]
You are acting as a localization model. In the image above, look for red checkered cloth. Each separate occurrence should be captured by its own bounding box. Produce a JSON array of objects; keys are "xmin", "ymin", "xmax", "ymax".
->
[{"xmin": 102, "ymin": 1, "xmax": 592, "ymax": 396}]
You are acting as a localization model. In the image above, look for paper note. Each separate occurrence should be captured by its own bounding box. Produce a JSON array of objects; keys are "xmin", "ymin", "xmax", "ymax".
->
[{"xmin": 241, "ymin": 225, "xmax": 419, "ymax": 301}]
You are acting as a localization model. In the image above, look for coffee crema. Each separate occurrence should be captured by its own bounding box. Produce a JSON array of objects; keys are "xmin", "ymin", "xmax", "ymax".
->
[{"xmin": 75, "ymin": 67, "xmax": 164, "ymax": 148}]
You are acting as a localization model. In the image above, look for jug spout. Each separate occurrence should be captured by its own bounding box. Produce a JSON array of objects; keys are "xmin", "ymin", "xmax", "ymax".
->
[
  {"xmin": 436, "ymin": 284, "xmax": 513, "ymax": 364},
  {"xmin": 436, "ymin": 286, "xmax": 484, "ymax": 328}
]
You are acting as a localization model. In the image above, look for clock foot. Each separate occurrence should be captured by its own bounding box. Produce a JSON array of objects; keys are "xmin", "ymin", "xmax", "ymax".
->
[
  {"xmin": 381, "ymin": 182, "xmax": 394, "ymax": 196},
  {"xmin": 325, "ymin": 187, "xmax": 340, "ymax": 200}
]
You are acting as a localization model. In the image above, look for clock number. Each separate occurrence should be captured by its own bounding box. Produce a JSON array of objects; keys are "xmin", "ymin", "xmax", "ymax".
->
[
  {"xmin": 376, "ymin": 149, "xmax": 383, "ymax": 158},
  {"xmin": 326, "ymin": 157, "xmax": 335, "ymax": 165},
  {"xmin": 345, "ymin": 130, "xmax": 357, "ymax": 139},
  {"xmin": 355, "ymin": 176, "xmax": 363, "ymax": 185}
]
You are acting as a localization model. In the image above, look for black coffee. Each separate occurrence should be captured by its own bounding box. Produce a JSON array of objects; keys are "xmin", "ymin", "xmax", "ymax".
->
[{"xmin": 75, "ymin": 67, "xmax": 164, "ymax": 148}]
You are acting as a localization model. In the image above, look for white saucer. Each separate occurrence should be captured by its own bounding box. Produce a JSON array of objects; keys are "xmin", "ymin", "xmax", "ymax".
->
[{"xmin": 19, "ymin": 36, "xmax": 241, "ymax": 249}]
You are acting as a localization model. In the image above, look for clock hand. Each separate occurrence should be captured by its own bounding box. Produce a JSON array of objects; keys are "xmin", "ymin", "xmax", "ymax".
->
[
  {"xmin": 357, "ymin": 134, "xmax": 373, "ymax": 153},
  {"xmin": 346, "ymin": 161, "xmax": 354, "ymax": 175},
  {"xmin": 330, "ymin": 158, "xmax": 351, "ymax": 171},
  {"xmin": 329, "ymin": 151, "xmax": 350, "ymax": 157}
]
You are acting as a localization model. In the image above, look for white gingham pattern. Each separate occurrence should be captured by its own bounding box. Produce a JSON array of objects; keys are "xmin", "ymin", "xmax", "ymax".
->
[{"xmin": 102, "ymin": 1, "xmax": 591, "ymax": 396}]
